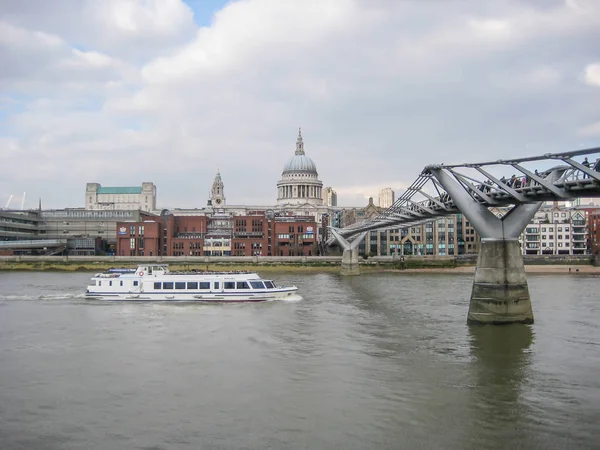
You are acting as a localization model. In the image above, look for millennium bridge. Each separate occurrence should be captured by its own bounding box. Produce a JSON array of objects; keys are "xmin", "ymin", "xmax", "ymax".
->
[{"xmin": 329, "ymin": 146, "xmax": 600, "ymax": 325}]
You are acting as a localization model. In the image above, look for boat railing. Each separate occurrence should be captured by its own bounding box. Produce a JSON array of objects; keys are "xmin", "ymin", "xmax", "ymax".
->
[{"xmin": 167, "ymin": 270, "xmax": 256, "ymax": 275}]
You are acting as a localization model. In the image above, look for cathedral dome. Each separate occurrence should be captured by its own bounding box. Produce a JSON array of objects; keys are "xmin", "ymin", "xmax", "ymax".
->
[
  {"xmin": 281, "ymin": 128, "xmax": 318, "ymax": 176},
  {"xmin": 282, "ymin": 154, "xmax": 318, "ymax": 175},
  {"xmin": 276, "ymin": 129, "xmax": 324, "ymax": 207}
]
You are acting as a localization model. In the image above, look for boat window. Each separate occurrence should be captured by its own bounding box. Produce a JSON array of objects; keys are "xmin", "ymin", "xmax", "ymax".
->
[
  {"xmin": 120, "ymin": 280, "xmax": 123, "ymax": 286},
  {"xmin": 236, "ymin": 281, "xmax": 249, "ymax": 289},
  {"xmin": 154, "ymin": 282, "xmax": 161, "ymax": 289},
  {"xmin": 187, "ymin": 282, "xmax": 198, "ymax": 289},
  {"xmin": 133, "ymin": 281, "xmax": 139, "ymax": 287},
  {"xmin": 199, "ymin": 282, "xmax": 210, "ymax": 290},
  {"xmin": 163, "ymin": 282, "xmax": 173, "ymax": 289},
  {"xmin": 98, "ymin": 280, "xmax": 102, "ymax": 286},
  {"xmin": 224, "ymin": 282, "xmax": 235, "ymax": 290},
  {"xmin": 264, "ymin": 281, "xmax": 275, "ymax": 289},
  {"xmin": 250, "ymin": 281, "xmax": 265, "ymax": 289},
  {"xmin": 109, "ymin": 281, "xmax": 112, "ymax": 286},
  {"xmin": 175, "ymin": 282, "xmax": 186, "ymax": 290},
  {"xmin": 214, "ymin": 282, "xmax": 220, "ymax": 290}
]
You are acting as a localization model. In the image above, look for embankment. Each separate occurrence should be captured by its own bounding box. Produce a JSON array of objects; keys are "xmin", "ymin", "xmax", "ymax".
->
[{"xmin": 0, "ymin": 254, "xmax": 596, "ymax": 273}]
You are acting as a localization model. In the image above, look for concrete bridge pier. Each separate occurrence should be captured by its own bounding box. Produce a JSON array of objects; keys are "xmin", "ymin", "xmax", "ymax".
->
[
  {"xmin": 330, "ymin": 229, "xmax": 367, "ymax": 276},
  {"xmin": 430, "ymin": 167, "xmax": 543, "ymax": 324},
  {"xmin": 469, "ymin": 238, "xmax": 533, "ymax": 324}
]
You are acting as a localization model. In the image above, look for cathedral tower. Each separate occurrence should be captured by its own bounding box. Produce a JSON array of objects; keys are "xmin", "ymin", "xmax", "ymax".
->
[{"xmin": 210, "ymin": 171, "xmax": 226, "ymax": 208}]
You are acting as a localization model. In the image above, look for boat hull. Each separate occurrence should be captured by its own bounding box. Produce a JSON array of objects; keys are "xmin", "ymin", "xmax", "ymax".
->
[{"xmin": 85, "ymin": 288, "xmax": 302, "ymax": 302}]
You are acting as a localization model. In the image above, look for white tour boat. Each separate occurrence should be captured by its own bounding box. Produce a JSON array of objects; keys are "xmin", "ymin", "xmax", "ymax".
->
[{"xmin": 85, "ymin": 264, "xmax": 302, "ymax": 302}]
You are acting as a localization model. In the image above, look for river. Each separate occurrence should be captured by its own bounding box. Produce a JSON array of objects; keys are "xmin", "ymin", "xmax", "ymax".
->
[{"xmin": 0, "ymin": 271, "xmax": 599, "ymax": 450}]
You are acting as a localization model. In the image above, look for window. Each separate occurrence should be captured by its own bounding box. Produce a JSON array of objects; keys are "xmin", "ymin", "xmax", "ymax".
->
[
  {"xmin": 154, "ymin": 282, "xmax": 161, "ymax": 289},
  {"xmin": 213, "ymin": 282, "xmax": 220, "ymax": 289},
  {"xmin": 175, "ymin": 282, "xmax": 186, "ymax": 290},
  {"xmin": 109, "ymin": 281, "xmax": 112, "ymax": 286},
  {"xmin": 250, "ymin": 281, "xmax": 265, "ymax": 289},
  {"xmin": 187, "ymin": 282, "xmax": 198, "ymax": 289},
  {"xmin": 224, "ymin": 282, "xmax": 235, "ymax": 289},
  {"xmin": 130, "ymin": 238, "xmax": 136, "ymax": 250},
  {"xmin": 163, "ymin": 282, "xmax": 173, "ymax": 289},
  {"xmin": 264, "ymin": 281, "xmax": 275, "ymax": 289},
  {"xmin": 200, "ymin": 282, "xmax": 210, "ymax": 290},
  {"xmin": 236, "ymin": 281, "xmax": 249, "ymax": 289}
]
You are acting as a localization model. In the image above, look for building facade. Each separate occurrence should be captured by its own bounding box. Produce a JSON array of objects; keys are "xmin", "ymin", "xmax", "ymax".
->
[
  {"xmin": 589, "ymin": 210, "xmax": 600, "ymax": 256},
  {"xmin": 322, "ymin": 187, "xmax": 338, "ymax": 207},
  {"xmin": 357, "ymin": 214, "xmax": 479, "ymax": 257},
  {"xmin": 116, "ymin": 211, "xmax": 317, "ymax": 257},
  {"xmin": 0, "ymin": 208, "xmax": 152, "ymax": 255},
  {"xmin": 520, "ymin": 204, "xmax": 588, "ymax": 255},
  {"xmin": 378, "ymin": 188, "xmax": 395, "ymax": 208},
  {"xmin": 86, "ymin": 182, "xmax": 157, "ymax": 211}
]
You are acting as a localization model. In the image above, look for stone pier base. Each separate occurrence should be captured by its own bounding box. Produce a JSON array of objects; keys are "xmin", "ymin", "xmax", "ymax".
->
[
  {"xmin": 340, "ymin": 249, "xmax": 360, "ymax": 276},
  {"xmin": 468, "ymin": 239, "xmax": 534, "ymax": 325}
]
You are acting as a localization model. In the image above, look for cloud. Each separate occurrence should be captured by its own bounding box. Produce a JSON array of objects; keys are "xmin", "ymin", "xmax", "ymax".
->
[
  {"xmin": 578, "ymin": 121, "xmax": 600, "ymax": 137},
  {"xmin": 585, "ymin": 62, "xmax": 600, "ymax": 87},
  {"xmin": 1, "ymin": 0, "xmax": 600, "ymax": 209}
]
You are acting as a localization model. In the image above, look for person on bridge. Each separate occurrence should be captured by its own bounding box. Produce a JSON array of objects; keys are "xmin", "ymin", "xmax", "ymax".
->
[{"xmin": 582, "ymin": 157, "xmax": 591, "ymax": 179}]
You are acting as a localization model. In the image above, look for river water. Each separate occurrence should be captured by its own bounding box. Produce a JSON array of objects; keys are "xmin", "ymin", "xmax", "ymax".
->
[{"xmin": 0, "ymin": 271, "xmax": 599, "ymax": 450}]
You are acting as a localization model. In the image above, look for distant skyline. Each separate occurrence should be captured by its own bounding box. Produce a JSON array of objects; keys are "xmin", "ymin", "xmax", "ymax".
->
[{"xmin": 1, "ymin": 0, "xmax": 599, "ymax": 209}]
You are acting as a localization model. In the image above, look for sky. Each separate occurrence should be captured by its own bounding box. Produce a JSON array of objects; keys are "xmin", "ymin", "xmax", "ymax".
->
[{"xmin": 1, "ymin": 0, "xmax": 599, "ymax": 210}]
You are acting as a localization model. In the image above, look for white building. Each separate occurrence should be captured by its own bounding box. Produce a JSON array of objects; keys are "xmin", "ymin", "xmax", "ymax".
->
[
  {"xmin": 85, "ymin": 183, "xmax": 157, "ymax": 211},
  {"xmin": 323, "ymin": 187, "xmax": 338, "ymax": 206},
  {"xmin": 378, "ymin": 188, "xmax": 395, "ymax": 208},
  {"xmin": 521, "ymin": 204, "xmax": 588, "ymax": 255}
]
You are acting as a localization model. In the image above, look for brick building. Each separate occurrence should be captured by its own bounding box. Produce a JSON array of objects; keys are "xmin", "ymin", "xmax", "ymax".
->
[
  {"xmin": 116, "ymin": 211, "xmax": 317, "ymax": 257},
  {"xmin": 589, "ymin": 210, "xmax": 600, "ymax": 256}
]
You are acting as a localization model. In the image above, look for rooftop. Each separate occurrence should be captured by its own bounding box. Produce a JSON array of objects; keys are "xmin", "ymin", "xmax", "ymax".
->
[{"xmin": 97, "ymin": 187, "xmax": 142, "ymax": 194}]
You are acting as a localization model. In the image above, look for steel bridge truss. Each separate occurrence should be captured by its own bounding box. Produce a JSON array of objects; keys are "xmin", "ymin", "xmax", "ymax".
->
[{"xmin": 335, "ymin": 146, "xmax": 600, "ymax": 240}]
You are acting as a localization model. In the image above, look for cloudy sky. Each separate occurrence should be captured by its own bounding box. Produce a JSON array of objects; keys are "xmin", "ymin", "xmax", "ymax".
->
[{"xmin": 1, "ymin": 0, "xmax": 599, "ymax": 209}]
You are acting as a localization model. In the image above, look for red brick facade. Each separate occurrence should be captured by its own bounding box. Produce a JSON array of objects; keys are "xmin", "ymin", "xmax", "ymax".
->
[
  {"xmin": 116, "ymin": 219, "xmax": 162, "ymax": 257},
  {"xmin": 589, "ymin": 211, "xmax": 600, "ymax": 256},
  {"xmin": 273, "ymin": 217, "xmax": 317, "ymax": 256},
  {"xmin": 116, "ymin": 212, "xmax": 318, "ymax": 257},
  {"xmin": 232, "ymin": 215, "xmax": 269, "ymax": 256}
]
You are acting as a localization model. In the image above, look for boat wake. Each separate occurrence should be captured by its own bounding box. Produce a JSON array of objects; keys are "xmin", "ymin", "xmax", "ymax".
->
[{"xmin": 0, "ymin": 293, "xmax": 87, "ymax": 302}]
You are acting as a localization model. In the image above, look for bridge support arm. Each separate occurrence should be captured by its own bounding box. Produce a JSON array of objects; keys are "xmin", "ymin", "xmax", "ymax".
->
[
  {"xmin": 330, "ymin": 228, "xmax": 367, "ymax": 276},
  {"xmin": 430, "ymin": 168, "xmax": 503, "ymax": 239}
]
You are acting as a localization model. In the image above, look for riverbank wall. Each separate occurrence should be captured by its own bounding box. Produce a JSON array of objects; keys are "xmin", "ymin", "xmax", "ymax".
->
[{"xmin": 0, "ymin": 254, "xmax": 594, "ymax": 272}]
